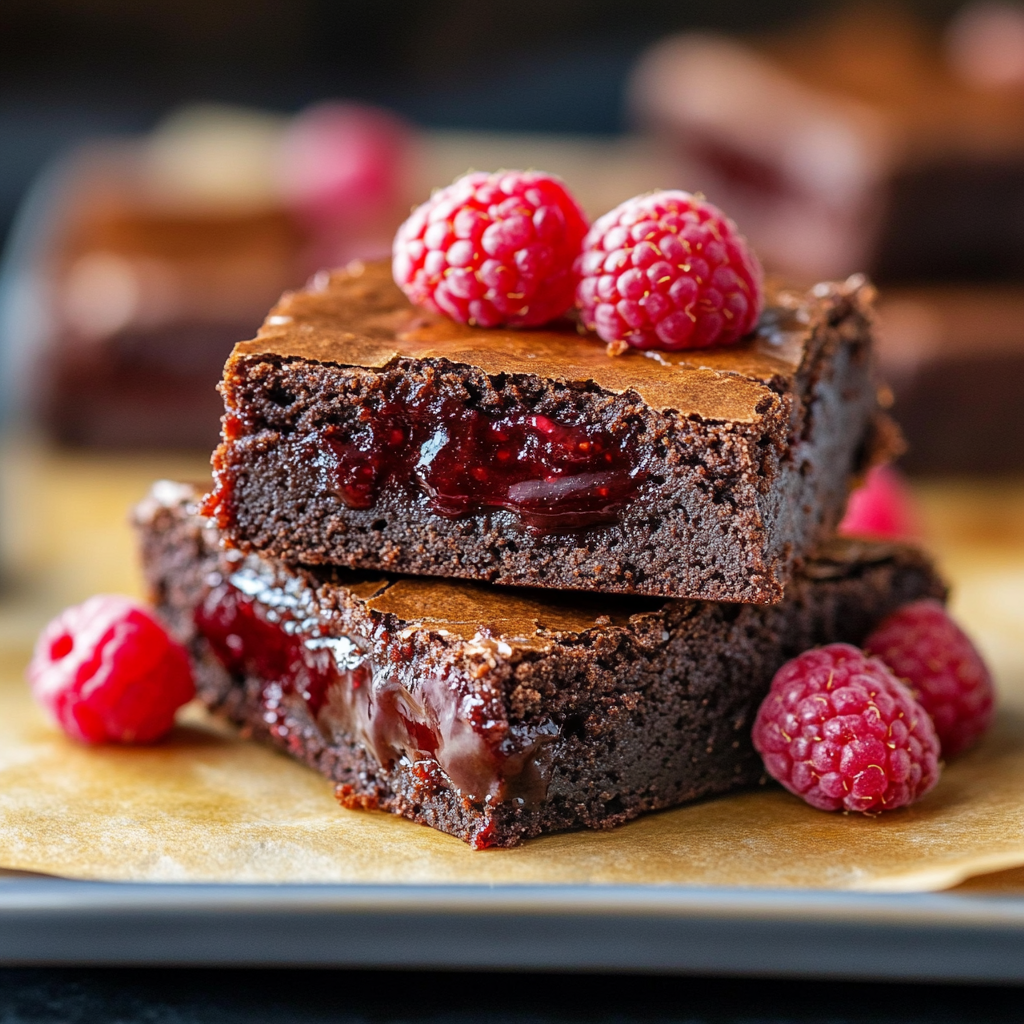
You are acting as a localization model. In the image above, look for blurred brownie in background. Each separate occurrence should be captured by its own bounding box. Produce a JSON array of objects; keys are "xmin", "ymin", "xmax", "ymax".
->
[
  {"xmin": 631, "ymin": 5, "xmax": 1024, "ymax": 474},
  {"xmin": 631, "ymin": 4, "xmax": 1024, "ymax": 286},
  {"xmin": 5, "ymin": 103, "xmax": 413, "ymax": 450},
  {"xmin": 39, "ymin": 143, "xmax": 303, "ymax": 449},
  {"xmin": 876, "ymin": 287, "xmax": 1024, "ymax": 474}
]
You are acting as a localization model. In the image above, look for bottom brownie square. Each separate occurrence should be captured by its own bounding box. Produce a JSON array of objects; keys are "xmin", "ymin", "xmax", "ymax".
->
[{"xmin": 136, "ymin": 481, "xmax": 946, "ymax": 848}]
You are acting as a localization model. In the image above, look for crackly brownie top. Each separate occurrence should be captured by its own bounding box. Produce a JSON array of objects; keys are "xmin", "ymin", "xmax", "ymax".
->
[
  {"xmin": 327, "ymin": 535, "xmax": 938, "ymax": 648},
  {"xmin": 229, "ymin": 259, "xmax": 875, "ymax": 423}
]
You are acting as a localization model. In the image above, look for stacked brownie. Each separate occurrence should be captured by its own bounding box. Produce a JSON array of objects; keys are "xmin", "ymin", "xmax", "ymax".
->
[{"xmin": 137, "ymin": 259, "xmax": 943, "ymax": 848}]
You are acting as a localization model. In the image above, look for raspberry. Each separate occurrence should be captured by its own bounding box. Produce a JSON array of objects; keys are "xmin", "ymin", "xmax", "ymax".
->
[
  {"xmin": 27, "ymin": 595, "xmax": 195, "ymax": 744},
  {"xmin": 280, "ymin": 102, "xmax": 410, "ymax": 228},
  {"xmin": 752, "ymin": 643, "xmax": 941, "ymax": 813},
  {"xmin": 392, "ymin": 170, "xmax": 589, "ymax": 328},
  {"xmin": 864, "ymin": 600, "xmax": 994, "ymax": 758},
  {"xmin": 839, "ymin": 465, "xmax": 920, "ymax": 540},
  {"xmin": 574, "ymin": 190, "xmax": 763, "ymax": 351}
]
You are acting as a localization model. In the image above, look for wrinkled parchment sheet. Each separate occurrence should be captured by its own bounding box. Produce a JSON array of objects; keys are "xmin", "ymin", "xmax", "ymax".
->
[
  {"xmin": 2, "ymin": 641, "xmax": 1023, "ymax": 891},
  {"xmin": 1, "ymin": 449, "xmax": 1024, "ymax": 891}
]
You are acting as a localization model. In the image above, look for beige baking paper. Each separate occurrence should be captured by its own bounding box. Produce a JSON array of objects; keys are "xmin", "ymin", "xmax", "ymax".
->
[
  {"xmin": 2, "ymin": 448, "xmax": 1024, "ymax": 892},
  {"xmin": 2, "ymin": 639, "xmax": 1024, "ymax": 891}
]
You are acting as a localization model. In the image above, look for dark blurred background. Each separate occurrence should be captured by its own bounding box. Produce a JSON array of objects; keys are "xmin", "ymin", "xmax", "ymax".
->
[
  {"xmin": 4, "ymin": 0, "xmax": 1024, "ymax": 473},
  {"xmin": 0, "ymin": 0, "xmax": 966, "ymax": 247}
]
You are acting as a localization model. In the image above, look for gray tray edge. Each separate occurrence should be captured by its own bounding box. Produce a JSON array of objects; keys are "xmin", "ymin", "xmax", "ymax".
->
[{"xmin": 2, "ymin": 878, "xmax": 1024, "ymax": 981}]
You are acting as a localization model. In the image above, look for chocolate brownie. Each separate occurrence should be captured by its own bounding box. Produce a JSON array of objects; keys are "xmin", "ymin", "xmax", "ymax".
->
[
  {"xmin": 205, "ymin": 259, "xmax": 895, "ymax": 604},
  {"xmin": 633, "ymin": 8, "xmax": 1024, "ymax": 286},
  {"xmin": 137, "ymin": 481, "xmax": 944, "ymax": 849},
  {"xmin": 877, "ymin": 287, "xmax": 1024, "ymax": 474},
  {"xmin": 26, "ymin": 144, "xmax": 308, "ymax": 450}
]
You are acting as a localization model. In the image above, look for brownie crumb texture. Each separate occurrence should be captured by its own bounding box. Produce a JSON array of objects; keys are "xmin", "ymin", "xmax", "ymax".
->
[
  {"xmin": 137, "ymin": 483, "xmax": 945, "ymax": 848},
  {"xmin": 205, "ymin": 261, "xmax": 896, "ymax": 603}
]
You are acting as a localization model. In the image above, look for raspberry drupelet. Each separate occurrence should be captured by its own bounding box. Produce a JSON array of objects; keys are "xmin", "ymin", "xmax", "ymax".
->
[
  {"xmin": 865, "ymin": 600, "xmax": 994, "ymax": 758},
  {"xmin": 392, "ymin": 170, "xmax": 589, "ymax": 328},
  {"xmin": 27, "ymin": 594, "xmax": 195, "ymax": 744},
  {"xmin": 575, "ymin": 190, "xmax": 763, "ymax": 351},
  {"xmin": 752, "ymin": 643, "xmax": 941, "ymax": 814}
]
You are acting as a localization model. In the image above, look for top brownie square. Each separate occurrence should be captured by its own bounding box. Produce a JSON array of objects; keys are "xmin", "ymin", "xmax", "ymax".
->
[{"xmin": 205, "ymin": 259, "xmax": 894, "ymax": 603}]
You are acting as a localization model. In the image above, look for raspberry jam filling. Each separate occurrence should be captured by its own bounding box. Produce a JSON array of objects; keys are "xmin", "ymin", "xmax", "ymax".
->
[
  {"xmin": 195, "ymin": 561, "xmax": 557, "ymax": 806},
  {"xmin": 320, "ymin": 397, "xmax": 646, "ymax": 531}
]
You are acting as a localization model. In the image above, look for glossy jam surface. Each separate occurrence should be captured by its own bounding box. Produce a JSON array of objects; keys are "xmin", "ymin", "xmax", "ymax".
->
[
  {"xmin": 321, "ymin": 396, "xmax": 646, "ymax": 531},
  {"xmin": 196, "ymin": 573, "xmax": 364, "ymax": 719},
  {"xmin": 195, "ymin": 562, "xmax": 556, "ymax": 809}
]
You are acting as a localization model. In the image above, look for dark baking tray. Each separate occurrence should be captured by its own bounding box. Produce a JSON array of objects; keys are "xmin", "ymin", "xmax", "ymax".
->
[{"xmin": 2, "ymin": 874, "xmax": 1024, "ymax": 981}]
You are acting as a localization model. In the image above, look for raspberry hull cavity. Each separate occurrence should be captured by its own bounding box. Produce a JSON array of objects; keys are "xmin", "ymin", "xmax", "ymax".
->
[
  {"xmin": 865, "ymin": 600, "xmax": 994, "ymax": 757},
  {"xmin": 752, "ymin": 643, "xmax": 941, "ymax": 813},
  {"xmin": 575, "ymin": 190, "xmax": 763, "ymax": 351},
  {"xmin": 27, "ymin": 594, "xmax": 195, "ymax": 744},
  {"xmin": 393, "ymin": 170, "xmax": 589, "ymax": 328}
]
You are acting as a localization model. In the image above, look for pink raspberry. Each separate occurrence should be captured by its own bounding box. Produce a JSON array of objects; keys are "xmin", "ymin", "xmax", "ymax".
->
[
  {"xmin": 280, "ymin": 102, "xmax": 411, "ymax": 228},
  {"xmin": 27, "ymin": 595, "xmax": 195, "ymax": 744},
  {"xmin": 574, "ymin": 190, "xmax": 763, "ymax": 351},
  {"xmin": 752, "ymin": 643, "xmax": 941, "ymax": 814},
  {"xmin": 392, "ymin": 170, "xmax": 589, "ymax": 328},
  {"xmin": 865, "ymin": 600, "xmax": 994, "ymax": 758},
  {"xmin": 839, "ymin": 465, "xmax": 921, "ymax": 540}
]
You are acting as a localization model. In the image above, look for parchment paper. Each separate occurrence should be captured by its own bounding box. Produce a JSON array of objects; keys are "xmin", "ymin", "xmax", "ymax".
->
[
  {"xmin": 2, "ymin": 639, "xmax": 1024, "ymax": 891},
  {"xmin": 2, "ymin": 448, "xmax": 1024, "ymax": 891}
]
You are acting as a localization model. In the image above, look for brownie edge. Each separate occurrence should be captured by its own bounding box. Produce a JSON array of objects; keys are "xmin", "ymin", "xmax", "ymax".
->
[
  {"xmin": 137, "ymin": 482, "xmax": 946, "ymax": 848},
  {"xmin": 206, "ymin": 259, "xmax": 897, "ymax": 604}
]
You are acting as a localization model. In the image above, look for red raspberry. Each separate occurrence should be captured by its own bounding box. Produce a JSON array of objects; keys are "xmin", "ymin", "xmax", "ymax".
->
[
  {"xmin": 575, "ymin": 190, "xmax": 763, "ymax": 351},
  {"xmin": 27, "ymin": 595, "xmax": 195, "ymax": 744},
  {"xmin": 752, "ymin": 643, "xmax": 941, "ymax": 814},
  {"xmin": 392, "ymin": 170, "xmax": 589, "ymax": 328},
  {"xmin": 839, "ymin": 465, "xmax": 921, "ymax": 540},
  {"xmin": 280, "ymin": 102, "xmax": 411, "ymax": 267},
  {"xmin": 280, "ymin": 102, "xmax": 410, "ymax": 226},
  {"xmin": 865, "ymin": 600, "xmax": 994, "ymax": 758}
]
